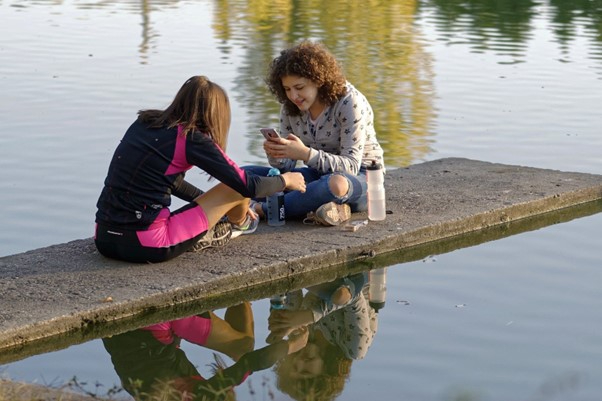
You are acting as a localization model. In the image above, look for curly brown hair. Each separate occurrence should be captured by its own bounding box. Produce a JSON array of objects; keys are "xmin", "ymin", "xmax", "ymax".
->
[
  {"xmin": 266, "ymin": 41, "xmax": 348, "ymax": 116},
  {"xmin": 274, "ymin": 335, "xmax": 352, "ymax": 401}
]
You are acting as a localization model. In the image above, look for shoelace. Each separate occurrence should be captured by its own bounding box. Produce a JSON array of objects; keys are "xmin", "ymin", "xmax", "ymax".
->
[{"xmin": 302, "ymin": 212, "xmax": 322, "ymax": 225}]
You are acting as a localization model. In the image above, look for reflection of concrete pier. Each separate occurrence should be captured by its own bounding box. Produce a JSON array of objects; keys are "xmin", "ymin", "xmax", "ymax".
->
[{"xmin": 1, "ymin": 158, "xmax": 602, "ymax": 359}]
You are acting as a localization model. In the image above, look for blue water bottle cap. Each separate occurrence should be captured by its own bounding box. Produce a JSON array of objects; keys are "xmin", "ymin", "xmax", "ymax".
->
[{"xmin": 268, "ymin": 168, "xmax": 281, "ymax": 177}]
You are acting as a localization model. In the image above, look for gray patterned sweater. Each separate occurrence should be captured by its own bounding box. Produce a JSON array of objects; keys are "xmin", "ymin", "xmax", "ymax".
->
[{"xmin": 269, "ymin": 82, "xmax": 385, "ymax": 175}]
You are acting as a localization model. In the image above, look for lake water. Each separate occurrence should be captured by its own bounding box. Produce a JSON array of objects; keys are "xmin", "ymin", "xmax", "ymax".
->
[{"xmin": 1, "ymin": 0, "xmax": 602, "ymax": 400}]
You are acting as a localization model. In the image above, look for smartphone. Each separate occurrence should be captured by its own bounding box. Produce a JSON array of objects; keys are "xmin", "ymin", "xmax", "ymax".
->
[{"xmin": 260, "ymin": 127, "xmax": 281, "ymax": 140}]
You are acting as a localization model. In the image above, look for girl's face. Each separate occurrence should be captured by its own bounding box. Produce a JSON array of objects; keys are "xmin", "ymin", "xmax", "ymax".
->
[
  {"xmin": 281, "ymin": 75, "xmax": 323, "ymax": 118},
  {"xmin": 285, "ymin": 343, "xmax": 324, "ymax": 379}
]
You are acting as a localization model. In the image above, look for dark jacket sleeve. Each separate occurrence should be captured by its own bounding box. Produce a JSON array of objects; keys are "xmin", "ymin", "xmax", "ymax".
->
[
  {"xmin": 193, "ymin": 341, "xmax": 289, "ymax": 398},
  {"xmin": 185, "ymin": 131, "xmax": 285, "ymax": 198},
  {"xmin": 172, "ymin": 175, "xmax": 204, "ymax": 202}
]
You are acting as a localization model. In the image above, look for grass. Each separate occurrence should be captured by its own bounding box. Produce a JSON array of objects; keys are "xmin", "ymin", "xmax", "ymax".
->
[{"xmin": 0, "ymin": 379, "xmax": 105, "ymax": 401}]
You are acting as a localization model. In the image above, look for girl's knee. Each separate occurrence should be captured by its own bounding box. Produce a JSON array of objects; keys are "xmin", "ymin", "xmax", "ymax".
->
[
  {"xmin": 332, "ymin": 286, "xmax": 352, "ymax": 305},
  {"xmin": 328, "ymin": 174, "xmax": 349, "ymax": 197}
]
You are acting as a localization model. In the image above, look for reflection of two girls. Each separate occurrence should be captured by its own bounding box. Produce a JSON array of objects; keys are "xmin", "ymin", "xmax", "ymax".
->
[
  {"xmin": 103, "ymin": 302, "xmax": 308, "ymax": 401},
  {"xmin": 267, "ymin": 272, "xmax": 379, "ymax": 401}
]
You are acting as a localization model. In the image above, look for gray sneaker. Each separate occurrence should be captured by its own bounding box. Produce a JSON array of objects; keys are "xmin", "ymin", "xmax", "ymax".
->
[
  {"xmin": 190, "ymin": 221, "xmax": 232, "ymax": 251},
  {"xmin": 231, "ymin": 214, "xmax": 259, "ymax": 239},
  {"xmin": 303, "ymin": 202, "xmax": 351, "ymax": 226}
]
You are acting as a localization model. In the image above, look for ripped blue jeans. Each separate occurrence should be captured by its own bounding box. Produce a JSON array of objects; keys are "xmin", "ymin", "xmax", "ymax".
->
[{"xmin": 242, "ymin": 166, "xmax": 368, "ymax": 219}]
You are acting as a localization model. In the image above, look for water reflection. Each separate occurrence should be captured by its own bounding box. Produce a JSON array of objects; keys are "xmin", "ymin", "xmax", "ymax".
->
[
  {"xmin": 103, "ymin": 302, "xmax": 285, "ymax": 400},
  {"xmin": 76, "ymin": 0, "xmax": 181, "ymax": 65},
  {"xmin": 267, "ymin": 272, "xmax": 379, "ymax": 400},
  {"xmin": 209, "ymin": 0, "xmax": 602, "ymax": 165},
  {"xmin": 422, "ymin": 0, "xmax": 602, "ymax": 66},
  {"xmin": 14, "ymin": 0, "xmax": 437, "ymax": 167},
  {"xmin": 5, "ymin": 0, "xmax": 602, "ymax": 170},
  {"xmin": 208, "ymin": 0, "xmax": 436, "ymax": 167},
  {"xmin": 12, "ymin": 0, "xmax": 183, "ymax": 65},
  {"xmin": 102, "ymin": 270, "xmax": 385, "ymax": 400},
  {"xmin": 422, "ymin": 0, "xmax": 538, "ymax": 58}
]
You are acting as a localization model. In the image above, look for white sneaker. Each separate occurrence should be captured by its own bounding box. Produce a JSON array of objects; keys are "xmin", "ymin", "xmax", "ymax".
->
[{"xmin": 190, "ymin": 221, "xmax": 232, "ymax": 251}]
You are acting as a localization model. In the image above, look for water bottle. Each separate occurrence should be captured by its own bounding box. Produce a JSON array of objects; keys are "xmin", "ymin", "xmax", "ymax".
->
[
  {"xmin": 270, "ymin": 294, "xmax": 286, "ymax": 310},
  {"xmin": 267, "ymin": 168, "xmax": 285, "ymax": 226},
  {"xmin": 369, "ymin": 268, "xmax": 387, "ymax": 312},
  {"xmin": 367, "ymin": 160, "xmax": 386, "ymax": 221}
]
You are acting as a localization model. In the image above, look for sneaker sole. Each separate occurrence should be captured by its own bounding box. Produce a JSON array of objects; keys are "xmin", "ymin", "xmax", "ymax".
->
[
  {"xmin": 319, "ymin": 203, "xmax": 351, "ymax": 226},
  {"xmin": 191, "ymin": 222, "xmax": 232, "ymax": 251}
]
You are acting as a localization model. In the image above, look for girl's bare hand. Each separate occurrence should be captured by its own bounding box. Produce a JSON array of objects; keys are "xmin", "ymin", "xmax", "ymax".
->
[
  {"xmin": 281, "ymin": 172, "xmax": 306, "ymax": 193},
  {"xmin": 287, "ymin": 326, "xmax": 309, "ymax": 354},
  {"xmin": 263, "ymin": 137, "xmax": 282, "ymax": 158},
  {"xmin": 246, "ymin": 202, "xmax": 258, "ymax": 220},
  {"xmin": 268, "ymin": 309, "xmax": 313, "ymax": 331},
  {"xmin": 263, "ymin": 134, "xmax": 309, "ymax": 161}
]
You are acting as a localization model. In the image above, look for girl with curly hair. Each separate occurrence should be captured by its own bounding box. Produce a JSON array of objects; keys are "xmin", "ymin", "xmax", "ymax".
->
[{"xmin": 247, "ymin": 40, "xmax": 384, "ymax": 226}]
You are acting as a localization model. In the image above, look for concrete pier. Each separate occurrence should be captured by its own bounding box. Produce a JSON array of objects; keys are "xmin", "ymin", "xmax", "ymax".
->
[{"xmin": 1, "ymin": 158, "xmax": 601, "ymax": 360}]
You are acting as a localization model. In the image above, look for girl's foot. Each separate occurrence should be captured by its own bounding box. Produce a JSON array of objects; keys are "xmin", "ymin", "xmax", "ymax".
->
[{"xmin": 231, "ymin": 214, "xmax": 259, "ymax": 238}]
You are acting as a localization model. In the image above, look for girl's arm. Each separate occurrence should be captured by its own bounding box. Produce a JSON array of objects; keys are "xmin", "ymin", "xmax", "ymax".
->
[
  {"xmin": 172, "ymin": 175, "xmax": 203, "ymax": 201},
  {"xmin": 185, "ymin": 131, "xmax": 285, "ymax": 198}
]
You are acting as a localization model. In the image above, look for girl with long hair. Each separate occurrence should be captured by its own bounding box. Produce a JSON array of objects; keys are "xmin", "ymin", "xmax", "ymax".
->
[{"xmin": 95, "ymin": 76, "xmax": 305, "ymax": 263}]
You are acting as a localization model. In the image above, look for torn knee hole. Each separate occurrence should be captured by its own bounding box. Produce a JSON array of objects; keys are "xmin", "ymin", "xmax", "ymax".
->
[{"xmin": 328, "ymin": 174, "xmax": 350, "ymax": 197}]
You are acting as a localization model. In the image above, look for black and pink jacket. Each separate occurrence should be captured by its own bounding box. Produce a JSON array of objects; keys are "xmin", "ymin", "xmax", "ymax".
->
[{"xmin": 95, "ymin": 119, "xmax": 283, "ymax": 230}]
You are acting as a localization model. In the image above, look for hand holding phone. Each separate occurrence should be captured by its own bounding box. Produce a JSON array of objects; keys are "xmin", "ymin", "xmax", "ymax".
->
[{"xmin": 260, "ymin": 128, "xmax": 281, "ymax": 141}]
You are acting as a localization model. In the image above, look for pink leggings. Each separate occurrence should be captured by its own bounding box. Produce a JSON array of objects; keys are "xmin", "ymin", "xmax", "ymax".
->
[
  {"xmin": 95, "ymin": 202, "xmax": 209, "ymax": 263},
  {"xmin": 143, "ymin": 313, "xmax": 212, "ymax": 346}
]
